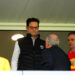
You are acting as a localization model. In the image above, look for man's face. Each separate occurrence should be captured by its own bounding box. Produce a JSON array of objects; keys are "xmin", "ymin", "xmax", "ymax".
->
[
  {"xmin": 46, "ymin": 40, "xmax": 50, "ymax": 48},
  {"xmin": 26, "ymin": 21, "xmax": 39, "ymax": 36},
  {"xmin": 68, "ymin": 34, "xmax": 75, "ymax": 49}
]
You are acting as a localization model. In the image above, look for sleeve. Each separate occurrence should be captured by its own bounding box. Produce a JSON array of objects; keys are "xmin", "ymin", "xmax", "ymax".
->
[
  {"xmin": 4, "ymin": 59, "xmax": 11, "ymax": 71},
  {"xmin": 11, "ymin": 41, "xmax": 20, "ymax": 70},
  {"xmin": 42, "ymin": 50, "xmax": 53, "ymax": 70}
]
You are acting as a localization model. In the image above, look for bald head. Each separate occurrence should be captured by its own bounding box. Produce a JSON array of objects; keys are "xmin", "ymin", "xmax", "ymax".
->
[
  {"xmin": 49, "ymin": 34, "xmax": 59, "ymax": 41},
  {"xmin": 46, "ymin": 34, "xmax": 59, "ymax": 48}
]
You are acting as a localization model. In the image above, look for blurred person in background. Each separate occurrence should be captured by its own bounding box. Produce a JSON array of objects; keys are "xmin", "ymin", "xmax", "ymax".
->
[
  {"xmin": 0, "ymin": 57, "xmax": 11, "ymax": 71},
  {"xmin": 68, "ymin": 32, "xmax": 75, "ymax": 71}
]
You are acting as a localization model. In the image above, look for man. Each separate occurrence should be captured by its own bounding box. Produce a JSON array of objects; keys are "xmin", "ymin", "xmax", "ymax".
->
[
  {"xmin": 68, "ymin": 32, "xmax": 75, "ymax": 71},
  {"xmin": 11, "ymin": 18, "xmax": 45, "ymax": 70},
  {"xmin": 0, "ymin": 57, "xmax": 11, "ymax": 71},
  {"xmin": 42, "ymin": 34, "xmax": 71, "ymax": 70}
]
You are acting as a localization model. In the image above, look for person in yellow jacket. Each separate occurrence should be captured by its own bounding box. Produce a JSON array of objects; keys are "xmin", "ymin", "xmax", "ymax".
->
[{"xmin": 0, "ymin": 57, "xmax": 11, "ymax": 71}]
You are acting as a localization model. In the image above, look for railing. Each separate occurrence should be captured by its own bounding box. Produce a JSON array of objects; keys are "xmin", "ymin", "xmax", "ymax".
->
[{"xmin": 0, "ymin": 71, "xmax": 75, "ymax": 75}]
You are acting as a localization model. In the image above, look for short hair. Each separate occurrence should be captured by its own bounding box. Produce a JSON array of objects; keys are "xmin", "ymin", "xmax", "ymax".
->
[
  {"xmin": 68, "ymin": 31, "xmax": 75, "ymax": 37},
  {"xmin": 26, "ymin": 18, "xmax": 40, "ymax": 27},
  {"xmin": 46, "ymin": 36, "xmax": 59, "ymax": 46}
]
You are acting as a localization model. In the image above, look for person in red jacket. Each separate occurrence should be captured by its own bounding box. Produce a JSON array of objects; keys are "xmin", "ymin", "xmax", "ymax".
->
[{"xmin": 68, "ymin": 32, "xmax": 75, "ymax": 71}]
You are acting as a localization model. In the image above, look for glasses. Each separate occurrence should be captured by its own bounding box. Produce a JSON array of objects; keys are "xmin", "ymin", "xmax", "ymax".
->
[{"xmin": 28, "ymin": 26, "xmax": 39, "ymax": 29}]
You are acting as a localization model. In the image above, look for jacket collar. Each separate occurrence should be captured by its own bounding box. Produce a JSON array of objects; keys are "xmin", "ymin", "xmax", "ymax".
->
[{"xmin": 27, "ymin": 33, "xmax": 40, "ymax": 39}]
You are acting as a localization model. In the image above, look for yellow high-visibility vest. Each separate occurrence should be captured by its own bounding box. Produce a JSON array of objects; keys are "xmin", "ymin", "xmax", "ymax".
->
[{"xmin": 0, "ymin": 57, "xmax": 11, "ymax": 71}]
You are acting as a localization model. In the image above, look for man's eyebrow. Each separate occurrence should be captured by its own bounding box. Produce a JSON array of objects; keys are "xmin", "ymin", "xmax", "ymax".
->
[{"xmin": 68, "ymin": 38, "xmax": 75, "ymax": 40}]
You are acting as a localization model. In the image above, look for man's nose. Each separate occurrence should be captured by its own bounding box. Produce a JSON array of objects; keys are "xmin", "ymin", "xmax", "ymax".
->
[
  {"xmin": 33, "ymin": 28, "xmax": 36, "ymax": 30},
  {"xmin": 69, "ymin": 40, "xmax": 72, "ymax": 43}
]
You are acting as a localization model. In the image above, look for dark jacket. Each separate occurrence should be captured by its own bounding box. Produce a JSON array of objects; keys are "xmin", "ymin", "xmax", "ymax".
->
[
  {"xmin": 17, "ymin": 34, "xmax": 45, "ymax": 70},
  {"xmin": 42, "ymin": 45, "xmax": 71, "ymax": 70}
]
